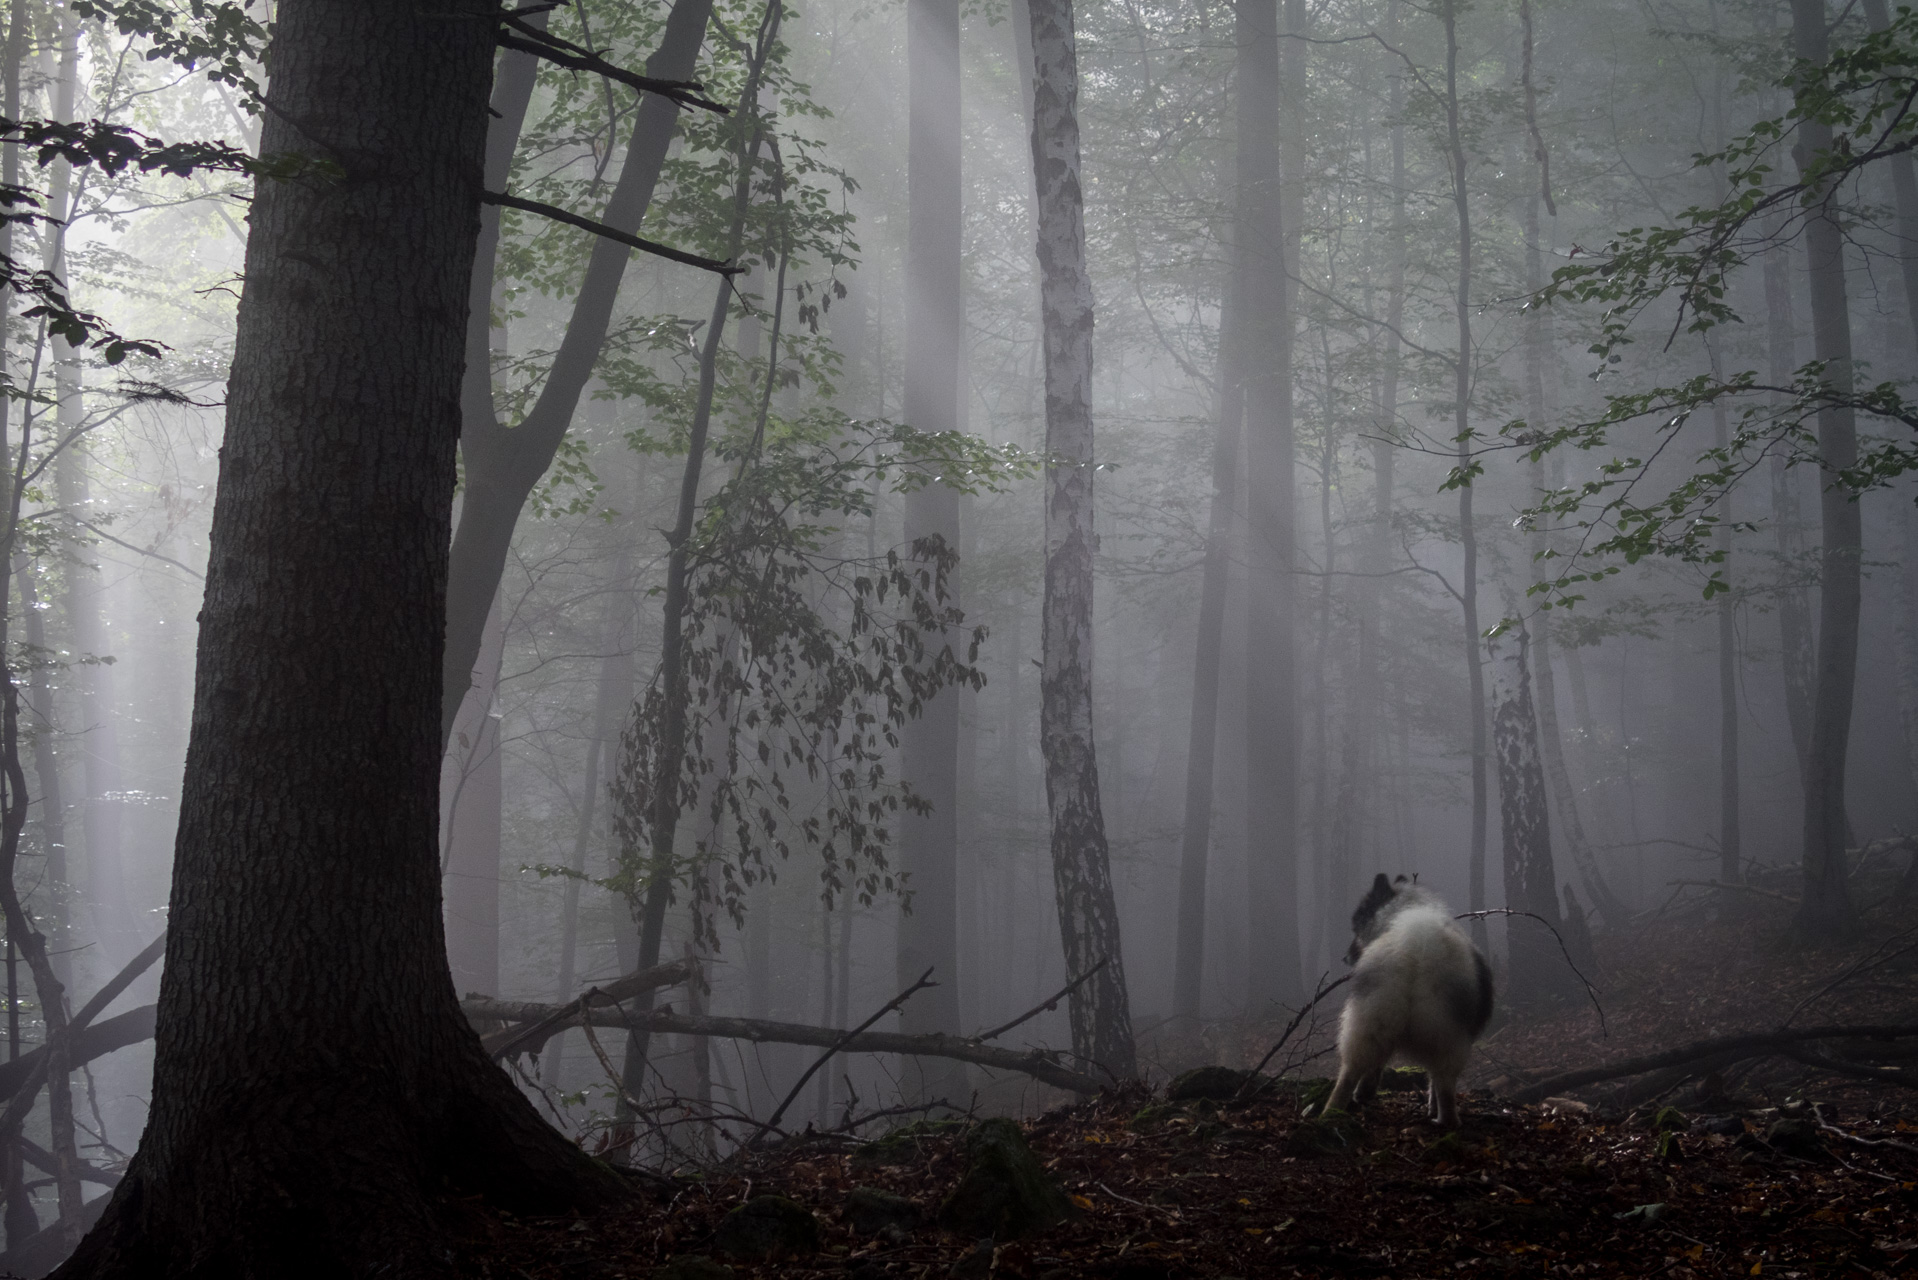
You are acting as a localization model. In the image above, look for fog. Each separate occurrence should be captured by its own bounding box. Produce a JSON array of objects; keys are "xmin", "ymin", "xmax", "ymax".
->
[{"xmin": 0, "ymin": 0, "xmax": 1913, "ymax": 1239}]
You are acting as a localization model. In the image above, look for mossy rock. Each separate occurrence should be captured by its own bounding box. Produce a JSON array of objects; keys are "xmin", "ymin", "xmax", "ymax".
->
[
  {"xmin": 937, "ymin": 1118, "xmax": 1075, "ymax": 1241},
  {"xmin": 1655, "ymin": 1130, "xmax": 1685, "ymax": 1162},
  {"xmin": 653, "ymin": 1258, "xmax": 736, "ymax": 1280},
  {"xmin": 1281, "ymin": 1111, "xmax": 1364, "ymax": 1157},
  {"xmin": 1378, "ymin": 1067, "xmax": 1429, "ymax": 1094},
  {"xmin": 1764, "ymin": 1118, "xmax": 1824, "ymax": 1158},
  {"xmin": 712, "ymin": 1195, "xmax": 820, "ymax": 1261},
  {"xmin": 851, "ymin": 1118, "xmax": 964, "ymax": 1168},
  {"xmin": 1652, "ymin": 1106, "xmax": 1688, "ymax": 1134},
  {"xmin": 1166, "ymin": 1065, "xmax": 1256, "ymax": 1101},
  {"xmin": 845, "ymin": 1186, "xmax": 921, "ymax": 1236},
  {"xmin": 1419, "ymin": 1131, "xmax": 1469, "ymax": 1165},
  {"xmin": 1287, "ymin": 1077, "xmax": 1334, "ymax": 1114}
]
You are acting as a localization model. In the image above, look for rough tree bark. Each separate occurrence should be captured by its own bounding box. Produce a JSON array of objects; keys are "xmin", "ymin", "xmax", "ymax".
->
[
  {"xmin": 55, "ymin": 6, "xmax": 625, "ymax": 1272},
  {"xmin": 1788, "ymin": 0, "xmax": 1861, "ymax": 941},
  {"xmin": 1027, "ymin": 0, "xmax": 1136, "ymax": 1079},
  {"xmin": 1238, "ymin": 0, "xmax": 1303, "ymax": 1015},
  {"xmin": 1488, "ymin": 622, "xmax": 1570, "ymax": 1009},
  {"xmin": 896, "ymin": 0, "xmax": 969, "ymax": 1102},
  {"xmin": 443, "ymin": 0, "xmax": 716, "ymax": 747}
]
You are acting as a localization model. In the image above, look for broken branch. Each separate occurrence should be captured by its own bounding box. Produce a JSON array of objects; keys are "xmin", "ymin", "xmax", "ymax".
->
[
  {"xmin": 482, "ymin": 191, "xmax": 743, "ymax": 276},
  {"xmin": 763, "ymin": 966, "xmax": 936, "ymax": 1134}
]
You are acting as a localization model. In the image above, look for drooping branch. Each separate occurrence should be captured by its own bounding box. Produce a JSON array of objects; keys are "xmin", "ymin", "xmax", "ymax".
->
[{"xmin": 480, "ymin": 191, "xmax": 742, "ymax": 276}]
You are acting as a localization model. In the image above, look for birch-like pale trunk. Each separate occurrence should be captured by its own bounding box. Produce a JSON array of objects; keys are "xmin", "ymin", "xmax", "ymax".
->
[
  {"xmin": 1489, "ymin": 622, "xmax": 1569, "ymax": 1009},
  {"xmin": 1027, "ymin": 0, "xmax": 1135, "ymax": 1078},
  {"xmin": 1788, "ymin": 0, "xmax": 1861, "ymax": 940}
]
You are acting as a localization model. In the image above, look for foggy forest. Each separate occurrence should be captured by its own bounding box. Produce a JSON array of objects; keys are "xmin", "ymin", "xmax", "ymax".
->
[{"xmin": 0, "ymin": 0, "xmax": 1908, "ymax": 1274}]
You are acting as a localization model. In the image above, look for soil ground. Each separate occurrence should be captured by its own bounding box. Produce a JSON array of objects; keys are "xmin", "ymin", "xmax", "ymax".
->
[{"xmin": 464, "ymin": 892, "xmax": 1918, "ymax": 1279}]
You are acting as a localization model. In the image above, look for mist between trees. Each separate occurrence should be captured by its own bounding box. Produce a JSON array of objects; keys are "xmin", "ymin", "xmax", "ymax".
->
[{"xmin": 0, "ymin": 0, "xmax": 1908, "ymax": 1267}]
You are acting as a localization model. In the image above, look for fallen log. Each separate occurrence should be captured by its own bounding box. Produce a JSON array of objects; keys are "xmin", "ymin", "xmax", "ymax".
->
[
  {"xmin": 462, "ymin": 958, "xmax": 695, "ymax": 1060},
  {"xmin": 1507, "ymin": 1024, "xmax": 1918, "ymax": 1103},
  {"xmin": 464, "ymin": 998, "xmax": 1102, "ymax": 1095}
]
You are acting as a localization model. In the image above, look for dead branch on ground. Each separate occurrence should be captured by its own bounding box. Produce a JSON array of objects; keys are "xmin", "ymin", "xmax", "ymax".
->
[{"xmin": 1509, "ymin": 1024, "xmax": 1918, "ymax": 1102}]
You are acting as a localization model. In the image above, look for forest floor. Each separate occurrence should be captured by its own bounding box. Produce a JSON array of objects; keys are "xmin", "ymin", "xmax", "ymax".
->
[{"xmin": 468, "ymin": 890, "xmax": 1918, "ymax": 1279}]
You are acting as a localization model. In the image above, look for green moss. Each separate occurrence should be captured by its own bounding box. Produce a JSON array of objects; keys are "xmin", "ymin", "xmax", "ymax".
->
[
  {"xmin": 937, "ymin": 1118, "xmax": 1075, "ymax": 1241},
  {"xmin": 711, "ymin": 1195, "xmax": 820, "ymax": 1261}
]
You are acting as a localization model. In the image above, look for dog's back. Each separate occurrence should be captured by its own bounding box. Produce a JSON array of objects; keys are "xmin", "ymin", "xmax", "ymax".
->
[{"xmin": 1326, "ymin": 875, "xmax": 1493, "ymax": 1126}]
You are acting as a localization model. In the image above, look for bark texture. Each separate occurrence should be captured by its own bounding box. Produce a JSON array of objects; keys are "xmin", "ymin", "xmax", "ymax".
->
[
  {"xmin": 896, "ymin": 0, "xmax": 968, "ymax": 1100},
  {"xmin": 1789, "ymin": 0, "xmax": 1861, "ymax": 941},
  {"xmin": 1489, "ymin": 624, "xmax": 1569, "ymax": 1009},
  {"xmin": 1028, "ymin": 0, "xmax": 1136, "ymax": 1080},
  {"xmin": 56, "ymin": 6, "xmax": 623, "ymax": 1274}
]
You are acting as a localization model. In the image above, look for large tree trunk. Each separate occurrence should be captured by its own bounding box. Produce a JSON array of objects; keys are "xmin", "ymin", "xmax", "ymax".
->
[
  {"xmin": 1440, "ymin": 0, "xmax": 1489, "ymax": 955},
  {"xmin": 1027, "ymin": 0, "xmax": 1135, "ymax": 1080},
  {"xmin": 442, "ymin": 0, "xmax": 716, "ymax": 747},
  {"xmin": 1238, "ymin": 0, "xmax": 1302, "ymax": 1015},
  {"xmin": 1788, "ymin": 0, "xmax": 1861, "ymax": 941},
  {"xmin": 895, "ymin": 0, "xmax": 968, "ymax": 1102},
  {"xmin": 56, "ymin": 6, "xmax": 624, "ymax": 1272},
  {"xmin": 1764, "ymin": 241, "xmax": 1817, "ymax": 778}
]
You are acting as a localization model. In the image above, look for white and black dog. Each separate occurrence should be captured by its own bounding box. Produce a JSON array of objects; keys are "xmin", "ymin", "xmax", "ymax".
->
[{"xmin": 1323, "ymin": 874, "xmax": 1494, "ymax": 1128}]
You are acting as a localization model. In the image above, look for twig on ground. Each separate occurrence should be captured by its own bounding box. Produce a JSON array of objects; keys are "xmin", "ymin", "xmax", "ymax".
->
[
  {"xmin": 763, "ymin": 967, "xmax": 937, "ymax": 1134},
  {"xmin": 1456, "ymin": 908, "xmax": 1607, "ymax": 1035},
  {"xmin": 1811, "ymin": 1103, "xmax": 1918, "ymax": 1156},
  {"xmin": 1237, "ymin": 972, "xmax": 1353, "ymax": 1099},
  {"xmin": 1667, "ymin": 879, "xmax": 1799, "ymax": 905},
  {"xmin": 1783, "ymin": 926, "xmax": 1918, "ymax": 1027}
]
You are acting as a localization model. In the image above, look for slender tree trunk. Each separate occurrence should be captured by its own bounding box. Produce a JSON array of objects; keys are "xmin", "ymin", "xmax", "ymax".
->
[
  {"xmin": 1521, "ymin": 188, "xmax": 1626, "ymax": 927},
  {"xmin": 1489, "ymin": 622, "xmax": 1568, "ymax": 1009},
  {"xmin": 1764, "ymin": 240, "xmax": 1816, "ymax": 776},
  {"xmin": 1711, "ymin": 357, "xmax": 1742, "ymax": 886},
  {"xmin": 443, "ymin": 0, "xmax": 717, "ymax": 746},
  {"xmin": 58, "ymin": 6, "xmax": 624, "ymax": 1273},
  {"xmin": 895, "ymin": 0, "xmax": 969, "ymax": 1104},
  {"xmin": 1441, "ymin": 0, "xmax": 1489, "ymax": 954},
  {"xmin": 1027, "ymin": 0, "xmax": 1136, "ymax": 1079},
  {"xmin": 612, "ymin": 23, "xmax": 780, "ymax": 1107},
  {"xmin": 1239, "ymin": 0, "xmax": 1302, "ymax": 1015},
  {"xmin": 443, "ymin": 595, "xmax": 503, "ymax": 997},
  {"xmin": 541, "ymin": 555, "xmax": 635, "ymax": 1085},
  {"xmin": 13, "ymin": 561, "xmax": 67, "ymax": 976},
  {"xmin": 1172, "ymin": 277, "xmax": 1239, "ymax": 1024},
  {"xmin": 1789, "ymin": 0, "xmax": 1861, "ymax": 940}
]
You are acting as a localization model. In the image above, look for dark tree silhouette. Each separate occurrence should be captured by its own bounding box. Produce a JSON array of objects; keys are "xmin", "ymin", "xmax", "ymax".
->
[{"xmin": 56, "ymin": 3, "xmax": 623, "ymax": 1273}]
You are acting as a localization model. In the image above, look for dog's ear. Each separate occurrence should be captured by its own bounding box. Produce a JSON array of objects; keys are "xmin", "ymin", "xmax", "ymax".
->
[
  {"xmin": 1352, "ymin": 873, "xmax": 1397, "ymax": 935},
  {"xmin": 1393, "ymin": 874, "xmax": 1409, "ymax": 885}
]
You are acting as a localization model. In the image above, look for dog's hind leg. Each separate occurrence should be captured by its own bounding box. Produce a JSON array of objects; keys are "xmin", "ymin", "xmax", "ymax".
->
[
  {"xmin": 1428, "ymin": 1067, "xmax": 1462, "ymax": 1129},
  {"xmin": 1326, "ymin": 1036, "xmax": 1389, "ymax": 1116},
  {"xmin": 1352, "ymin": 1065, "xmax": 1385, "ymax": 1105}
]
